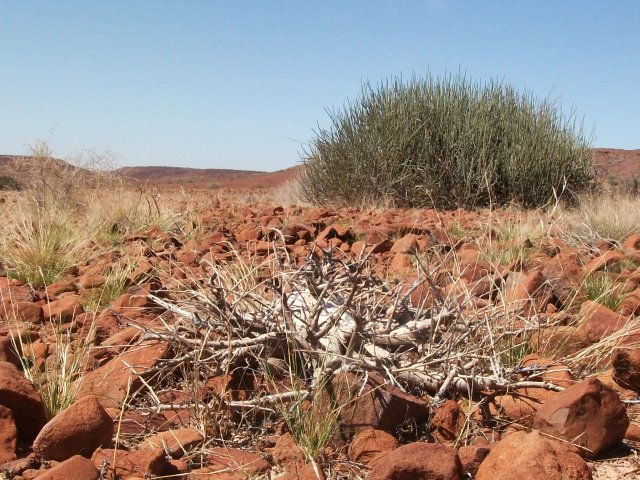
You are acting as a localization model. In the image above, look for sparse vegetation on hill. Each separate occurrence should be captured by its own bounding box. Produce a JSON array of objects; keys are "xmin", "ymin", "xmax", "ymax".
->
[
  {"xmin": 301, "ymin": 73, "xmax": 594, "ymax": 209},
  {"xmin": 0, "ymin": 175, "xmax": 21, "ymax": 191}
]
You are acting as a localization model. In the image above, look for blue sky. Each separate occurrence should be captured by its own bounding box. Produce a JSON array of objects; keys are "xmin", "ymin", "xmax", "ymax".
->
[{"xmin": 1, "ymin": 1, "xmax": 638, "ymax": 171}]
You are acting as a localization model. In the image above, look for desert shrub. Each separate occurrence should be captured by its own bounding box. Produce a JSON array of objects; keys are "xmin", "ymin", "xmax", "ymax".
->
[
  {"xmin": 0, "ymin": 175, "xmax": 21, "ymax": 191},
  {"xmin": 301, "ymin": 73, "xmax": 594, "ymax": 209}
]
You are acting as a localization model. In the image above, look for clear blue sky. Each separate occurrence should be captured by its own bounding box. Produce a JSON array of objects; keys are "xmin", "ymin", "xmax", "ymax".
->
[{"xmin": 1, "ymin": 1, "xmax": 638, "ymax": 171}]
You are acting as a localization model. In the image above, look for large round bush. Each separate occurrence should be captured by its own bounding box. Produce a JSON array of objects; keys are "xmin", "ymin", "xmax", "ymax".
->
[{"xmin": 300, "ymin": 74, "xmax": 594, "ymax": 209}]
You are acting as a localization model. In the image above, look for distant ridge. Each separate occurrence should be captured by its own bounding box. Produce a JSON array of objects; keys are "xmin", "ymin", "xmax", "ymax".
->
[{"xmin": 1, "ymin": 148, "xmax": 637, "ymax": 190}]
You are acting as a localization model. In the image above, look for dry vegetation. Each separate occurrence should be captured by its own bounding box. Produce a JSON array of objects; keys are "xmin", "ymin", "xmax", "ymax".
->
[{"xmin": 0, "ymin": 138, "xmax": 639, "ymax": 478}]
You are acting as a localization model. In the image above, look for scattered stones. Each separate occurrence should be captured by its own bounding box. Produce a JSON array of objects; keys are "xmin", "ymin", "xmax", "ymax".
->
[{"xmin": 0, "ymin": 196, "xmax": 638, "ymax": 479}]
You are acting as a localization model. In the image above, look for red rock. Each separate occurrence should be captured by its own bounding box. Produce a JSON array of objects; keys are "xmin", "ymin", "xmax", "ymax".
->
[
  {"xmin": 206, "ymin": 447, "xmax": 270, "ymax": 475},
  {"xmin": 388, "ymin": 253, "xmax": 412, "ymax": 277},
  {"xmin": 458, "ymin": 444, "xmax": 491, "ymax": 476},
  {"xmin": 327, "ymin": 372, "xmax": 429, "ymax": 435},
  {"xmin": 316, "ymin": 224, "xmax": 354, "ymax": 243},
  {"xmin": 35, "ymin": 454, "xmax": 99, "ymax": 480},
  {"xmin": 540, "ymin": 253, "xmax": 583, "ymax": 307},
  {"xmin": 612, "ymin": 347, "xmax": 640, "ymax": 391},
  {"xmin": 533, "ymin": 377, "xmax": 629, "ymax": 457},
  {"xmin": 138, "ymin": 428, "xmax": 204, "ymax": 458},
  {"xmin": 580, "ymin": 300, "xmax": 626, "ymax": 343},
  {"xmin": 475, "ymin": 430, "xmax": 591, "ymax": 480},
  {"xmin": 583, "ymin": 251, "xmax": 624, "ymax": 274},
  {"xmin": 0, "ymin": 300, "xmax": 44, "ymax": 323},
  {"xmin": 236, "ymin": 227, "xmax": 262, "ymax": 243},
  {"xmin": 33, "ymin": 395, "xmax": 113, "ymax": 461},
  {"xmin": 77, "ymin": 274, "xmax": 106, "ymax": 290},
  {"xmin": 270, "ymin": 431, "xmax": 306, "ymax": 470},
  {"xmin": 490, "ymin": 390, "xmax": 545, "ymax": 428},
  {"xmin": 43, "ymin": 295, "xmax": 84, "ymax": 323},
  {"xmin": 0, "ymin": 336, "xmax": 21, "ymax": 367},
  {"xmin": 0, "ymin": 361, "xmax": 47, "ymax": 443},
  {"xmin": 520, "ymin": 354, "xmax": 574, "ymax": 388},
  {"xmin": 504, "ymin": 269, "xmax": 549, "ymax": 313},
  {"xmin": 618, "ymin": 288, "xmax": 640, "ymax": 316},
  {"xmin": 45, "ymin": 279, "xmax": 77, "ymax": 297},
  {"xmin": 91, "ymin": 447, "xmax": 166, "ymax": 478},
  {"xmin": 623, "ymin": 234, "xmax": 640, "ymax": 251},
  {"xmin": 431, "ymin": 400, "xmax": 465, "ymax": 443},
  {"xmin": 390, "ymin": 234, "xmax": 418, "ymax": 254},
  {"xmin": 0, "ymin": 404, "xmax": 17, "ymax": 463},
  {"xmin": 77, "ymin": 341, "xmax": 171, "ymax": 408},
  {"xmin": 368, "ymin": 442, "xmax": 463, "ymax": 480},
  {"xmin": 111, "ymin": 285, "xmax": 160, "ymax": 314},
  {"xmin": 347, "ymin": 429, "xmax": 398, "ymax": 465}
]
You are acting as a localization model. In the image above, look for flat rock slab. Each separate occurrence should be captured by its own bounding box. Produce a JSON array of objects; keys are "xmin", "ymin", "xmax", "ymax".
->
[{"xmin": 77, "ymin": 341, "xmax": 171, "ymax": 408}]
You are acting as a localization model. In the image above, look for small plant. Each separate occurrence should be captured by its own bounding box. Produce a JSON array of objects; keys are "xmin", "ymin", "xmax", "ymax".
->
[
  {"xmin": 1, "ymin": 209, "xmax": 91, "ymax": 288},
  {"xmin": 282, "ymin": 382, "xmax": 341, "ymax": 464},
  {"xmin": 11, "ymin": 318, "xmax": 96, "ymax": 419},
  {"xmin": 84, "ymin": 262, "xmax": 134, "ymax": 311},
  {"xmin": 582, "ymin": 272, "xmax": 625, "ymax": 311}
]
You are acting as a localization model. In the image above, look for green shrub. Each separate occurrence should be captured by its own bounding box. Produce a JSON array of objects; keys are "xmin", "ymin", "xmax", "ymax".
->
[
  {"xmin": 301, "ymin": 73, "xmax": 594, "ymax": 209},
  {"xmin": 0, "ymin": 175, "xmax": 21, "ymax": 190}
]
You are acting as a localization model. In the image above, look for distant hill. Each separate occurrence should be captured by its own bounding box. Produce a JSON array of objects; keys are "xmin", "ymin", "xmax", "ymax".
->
[
  {"xmin": 1, "ymin": 148, "xmax": 637, "ymax": 191},
  {"xmin": 592, "ymin": 148, "xmax": 640, "ymax": 180},
  {"xmin": 114, "ymin": 165, "xmax": 301, "ymax": 189}
]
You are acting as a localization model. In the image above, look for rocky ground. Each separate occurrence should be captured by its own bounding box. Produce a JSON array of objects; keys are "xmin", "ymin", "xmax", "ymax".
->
[{"xmin": 1, "ymin": 190, "xmax": 640, "ymax": 479}]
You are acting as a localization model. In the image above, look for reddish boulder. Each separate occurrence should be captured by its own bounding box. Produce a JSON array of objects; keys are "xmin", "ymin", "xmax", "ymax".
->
[
  {"xmin": 326, "ymin": 373, "xmax": 429, "ymax": 436},
  {"xmin": 77, "ymin": 341, "xmax": 171, "ymax": 408},
  {"xmin": 458, "ymin": 444, "xmax": 491, "ymax": 477},
  {"xmin": 584, "ymin": 251, "xmax": 624, "ymax": 274},
  {"xmin": 0, "ymin": 300, "xmax": 44, "ymax": 323},
  {"xmin": 43, "ymin": 295, "xmax": 84, "ymax": 322},
  {"xmin": 580, "ymin": 300, "xmax": 626, "ymax": 343},
  {"xmin": 475, "ymin": 430, "xmax": 591, "ymax": 480},
  {"xmin": 206, "ymin": 447, "xmax": 270, "ymax": 475},
  {"xmin": 367, "ymin": 442, "xmax": 463, "ymax": 480},
  {"xmin": 612, "ymin": 347, "xmax": 640, "ymax": 390},
  {"xmin": 0, "ymin": 361, "xmax": 47, "ymax": 443},
  {"xmin": 0, "ymin": 404, "xmax": 16, "ymax": 463},
  {"xmin": 431, "ymin": 400, "xmax": 465, "ymax": 443},
  {"xmin": 347, "ymin": 429, "xmax": 398, "ymax": 465},
  {"xmin": 533, "ymin": 377, "xmax": 629, "ymax": 457},
  {"xmin": 618, "ymin": 288, "xmax": 640, "ymax": 316},
  {"xmin": 138, "ymin": 428, "xmax": 204, "ymax": 458},
  {"xmin": 623, "ymin": 233, "xmax": 640, "ymax": 251},
  {"xmin": 390, "ymin": 234, "xmax": 418, "ymax": 254},
  {"xmin": 91, "ymin": 447, "xmax": 166, "ymax": 478},
  {"xmin": 33, "ymin": 395, "xmax": 113, "ymax": 461},
  {"xmin": 36, "ymin": 454, "xmax": 99, "ymax": 480}
]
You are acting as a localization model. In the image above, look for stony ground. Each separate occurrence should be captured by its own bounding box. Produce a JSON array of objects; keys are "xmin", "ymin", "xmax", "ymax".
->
[{"xmin": 1, "ymin": 191, "xmax": 640, "ymax": 479}]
